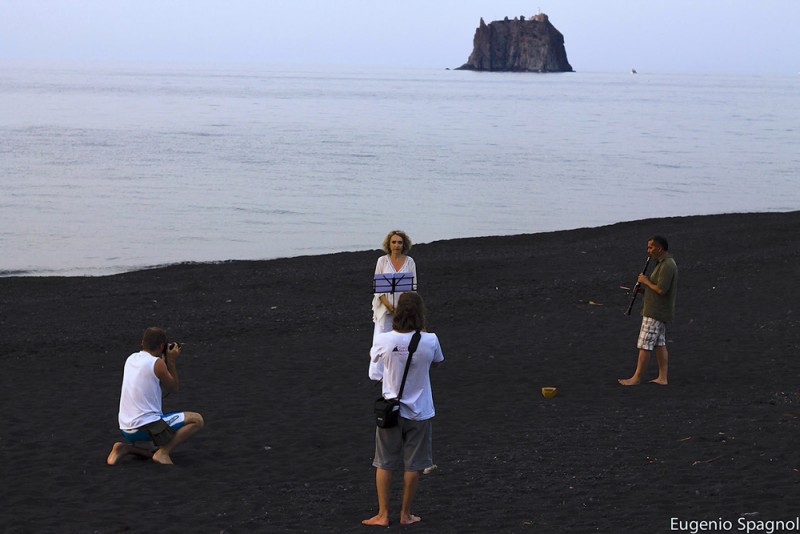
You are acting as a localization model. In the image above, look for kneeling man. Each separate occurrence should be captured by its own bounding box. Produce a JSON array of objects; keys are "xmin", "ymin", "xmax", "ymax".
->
[{"xmin": 107, "ymin": 327, "xmax": 204, "ymax": 465}]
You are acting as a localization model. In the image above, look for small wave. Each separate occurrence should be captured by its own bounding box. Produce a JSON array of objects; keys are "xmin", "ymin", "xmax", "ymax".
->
[
  {"xmin": 648, "ymin": 162, "xmax": 686, "ymax": 169},
  {"xmin": 170, "ymin": 131, "xmax": 224, "ymax": 138},
  {"xmin": 225, "ymin": 206, "xmax": 301, "ymax": 216},
  {"xmin": 0, "ymin": 269, "xmax": 32, "ymax": 277},
  {"xmin": 0, "ymin": 260, "xmax": 231, "ymax": 278}
]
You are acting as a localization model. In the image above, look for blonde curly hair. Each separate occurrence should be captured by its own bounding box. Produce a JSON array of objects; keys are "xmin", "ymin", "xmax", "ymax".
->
[{"xmin": 382, "ymin": 230, "xmax": 412, "ymax": 254}]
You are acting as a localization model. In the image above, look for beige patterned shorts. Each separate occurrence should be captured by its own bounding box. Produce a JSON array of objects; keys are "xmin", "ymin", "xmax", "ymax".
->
[{"xmin": 637, "ymin": 317, "xmax": 666, "ymax": 350}]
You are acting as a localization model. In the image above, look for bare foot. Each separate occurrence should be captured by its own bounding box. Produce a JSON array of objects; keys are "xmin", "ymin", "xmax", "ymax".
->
[
  {"xmin": 107, "ymin": 442, "xmax": 127, "ymax": 465},
  {"xmin": 618, "ymin": 378, "xmax": 640, "ymax": 386},
  {"xmin": 361, "ymin": 514, "xmax": 389, "ymax": 526},
  {"xmin": 400, "ymin": 513, "xmax": 421, "ymax": 525},
  {"xmin": 152, "ymin": 449, "xmax": 174, "ymax": 465},
  {"xmin": 649, "ymin": 378, "xmax": 668, "ymax": 385}
]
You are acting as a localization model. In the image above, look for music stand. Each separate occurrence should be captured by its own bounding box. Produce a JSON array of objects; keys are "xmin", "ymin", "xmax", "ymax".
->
[{"xmin": 374, "ymin": 272, "xmax": 415, "ymax": 310}]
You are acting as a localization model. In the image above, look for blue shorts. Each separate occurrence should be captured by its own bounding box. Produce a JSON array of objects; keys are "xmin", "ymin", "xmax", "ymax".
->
[{"xmin": 120, "ymin": 412, "xmax": 186, "ymax": 443}]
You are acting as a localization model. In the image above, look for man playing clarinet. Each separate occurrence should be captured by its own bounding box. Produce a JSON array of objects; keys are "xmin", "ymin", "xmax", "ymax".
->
[{"xmin": 619, "ymin": 235, "xmax": 678, "ymax": 386}]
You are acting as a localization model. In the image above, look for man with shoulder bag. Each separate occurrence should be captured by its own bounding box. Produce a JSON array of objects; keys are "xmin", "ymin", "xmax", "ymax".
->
[{"xmin": 363, "ymin": 292, "xmax": 444, "ymax": 527}]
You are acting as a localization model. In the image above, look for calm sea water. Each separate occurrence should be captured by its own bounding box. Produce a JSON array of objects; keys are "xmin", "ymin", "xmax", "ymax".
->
[{"xmin": 1, "ymin": 63, "xmax": 798, "ymax": 276}]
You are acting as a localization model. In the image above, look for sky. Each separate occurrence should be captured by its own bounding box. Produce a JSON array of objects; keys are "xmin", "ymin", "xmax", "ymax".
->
[{"xmin": 1, "ymin": 1, "xmax": 798, "ymax": 74}]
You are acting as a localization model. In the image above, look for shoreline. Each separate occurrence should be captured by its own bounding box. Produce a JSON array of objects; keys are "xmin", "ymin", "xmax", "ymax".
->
[
  {"xmin": 2, "ymin": 210, "xmax": 799, "ymax": 532},
  {"xmin": 4, "ymin": 210, "xmax": 796, "ymax": 279}
]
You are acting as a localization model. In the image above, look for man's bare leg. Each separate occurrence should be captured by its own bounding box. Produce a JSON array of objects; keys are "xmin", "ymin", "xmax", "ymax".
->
[
  {"xmin": 399, "ymin": 470, "xmax": 421, "ymax": 525},
  {"xmin": 152, "ymin": 412, "xmax": 204, "ymax": 465},
  {"xmin": 362, "ymin": 468, "xmax": 392, "ymax": 526},
  {"xmin": 107, "ymin": 442, "xmax": 153, "ymax": 465},
  {"xmin": 650, "ymin": 346, "xmax": 669, "ymax": 385},
  {"xmin": 618, "ymin": 349, "xmax": 651, "ymax": 386}
]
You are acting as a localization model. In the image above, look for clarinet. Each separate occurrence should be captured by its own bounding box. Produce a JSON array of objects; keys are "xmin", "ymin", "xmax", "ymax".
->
[{"xmin": 625, "ymin": 256, "xmax": 652, "ymax": 315}]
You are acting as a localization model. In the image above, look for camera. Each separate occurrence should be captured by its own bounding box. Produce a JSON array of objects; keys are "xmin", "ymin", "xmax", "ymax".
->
[{"xmin": 162, "ymin": 342, "xmax": 182, "ymax": 356}]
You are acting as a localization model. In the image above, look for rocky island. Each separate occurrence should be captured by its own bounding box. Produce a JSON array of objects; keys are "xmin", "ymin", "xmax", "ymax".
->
[{"xmin": 457, "ymin": 12, "xmax": 573, "ymax": 73}]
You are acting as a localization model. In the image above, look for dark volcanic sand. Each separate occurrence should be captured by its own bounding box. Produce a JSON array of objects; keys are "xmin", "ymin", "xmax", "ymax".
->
[{"xmin": 1, "ymin": 212, "xmax": 799, "ymax": 533}]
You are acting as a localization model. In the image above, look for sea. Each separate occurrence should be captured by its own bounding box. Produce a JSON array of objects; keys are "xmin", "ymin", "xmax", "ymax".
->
[{"xmin": 1, "ymin": 62, "xmax": 798, "ymax": 277}]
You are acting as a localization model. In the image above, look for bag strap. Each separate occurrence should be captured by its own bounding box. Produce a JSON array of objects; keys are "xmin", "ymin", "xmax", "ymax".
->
[{"xmin": 396, "ymin": 330, "xmax": 421, "ymax": 401}]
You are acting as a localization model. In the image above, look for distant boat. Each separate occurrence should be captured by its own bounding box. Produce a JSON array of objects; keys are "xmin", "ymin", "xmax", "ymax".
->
[{"xmin": 631, "ymin": 68, "xmax": 638, "ymax": 74}]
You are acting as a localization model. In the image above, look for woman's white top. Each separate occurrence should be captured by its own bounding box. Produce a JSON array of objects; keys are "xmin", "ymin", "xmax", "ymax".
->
[
  {"xmin": 371, "ymin": 254, "xmax": 417, "ymax": 326},
  {"xmin": 370, "ymin": 255, "xmax": 417, "ymax": 379}
]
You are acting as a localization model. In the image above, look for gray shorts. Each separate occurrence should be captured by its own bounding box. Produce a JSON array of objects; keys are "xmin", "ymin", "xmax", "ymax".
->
[
  {"xmin": 372, "ymin": 417, "xmax": 433, "ymax": 472},
  {"xmin": 637, "ymin": 317, "xmax": 666, "ymax": 351}
]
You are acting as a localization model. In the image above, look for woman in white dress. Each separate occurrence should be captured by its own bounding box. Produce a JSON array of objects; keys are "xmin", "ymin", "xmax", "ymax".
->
[{"xmin": 372, "ymin": 230, "xmax": 417, "ymax": 343}]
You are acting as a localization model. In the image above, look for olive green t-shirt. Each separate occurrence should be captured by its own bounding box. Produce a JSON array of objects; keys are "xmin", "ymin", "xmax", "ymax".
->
[{"xmin": 642, "ymin": 253, "xmax": 678, "ymax": 323}]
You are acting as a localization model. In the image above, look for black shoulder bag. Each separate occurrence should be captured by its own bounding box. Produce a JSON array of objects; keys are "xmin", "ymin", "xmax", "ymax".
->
[
  {"xmin": 374, "ymin": 330, "xmax": 421, "ymax": 428},
  {"xmin": 141, "ymin": 418, "xmax": 175, "ymax": 446}
]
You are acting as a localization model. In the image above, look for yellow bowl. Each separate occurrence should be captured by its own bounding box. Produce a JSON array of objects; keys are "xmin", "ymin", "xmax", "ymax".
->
[{"xmin": 541, "ymin": 387, "xmax": 557, "ymax": 398}]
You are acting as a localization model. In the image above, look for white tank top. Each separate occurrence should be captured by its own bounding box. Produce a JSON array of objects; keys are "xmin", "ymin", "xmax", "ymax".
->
[{"xmin": 118, "ymin": 351, "xmax": 163, "ymax": 431}]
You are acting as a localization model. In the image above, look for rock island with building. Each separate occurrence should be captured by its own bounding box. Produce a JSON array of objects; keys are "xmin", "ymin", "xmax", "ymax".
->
[{"xmin": 457, "ymin": 11, "xmax": 573, "ymax": 73}]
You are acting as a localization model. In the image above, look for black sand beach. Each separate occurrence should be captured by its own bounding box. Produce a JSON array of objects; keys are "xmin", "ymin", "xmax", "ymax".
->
[{"xmin": 1, "ymin": 212, "xmax": 799, "ymax": 533}]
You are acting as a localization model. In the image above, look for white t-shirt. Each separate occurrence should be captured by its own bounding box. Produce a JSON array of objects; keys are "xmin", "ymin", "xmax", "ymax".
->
[
  {"xmin": 370, "ymin": 331, "xmax": 444, "ymax": 421},
  {"xmin": 118, "ymin": 351, "xmax": 164, "ymax": 431}
]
